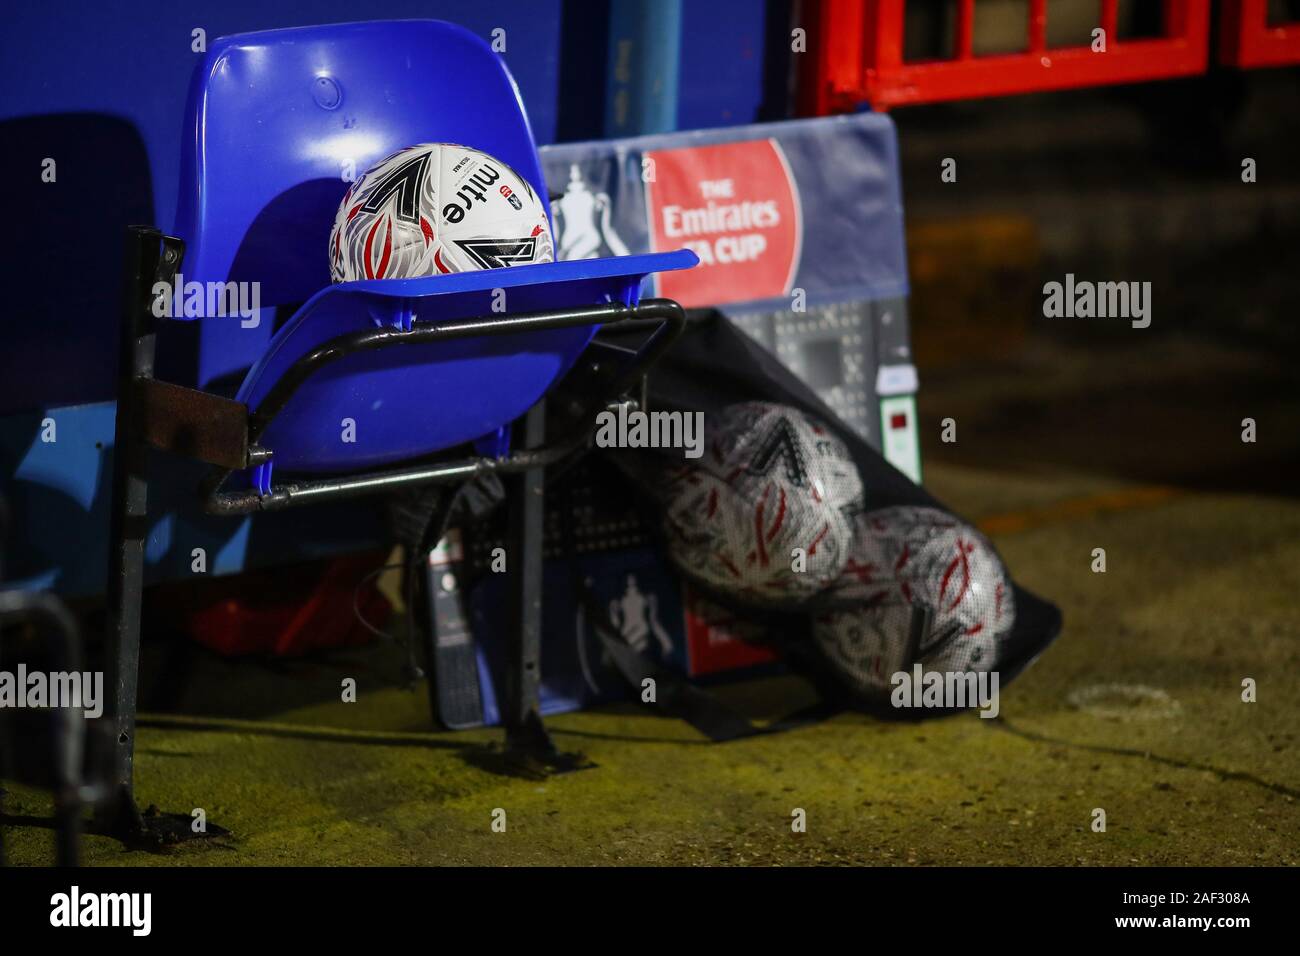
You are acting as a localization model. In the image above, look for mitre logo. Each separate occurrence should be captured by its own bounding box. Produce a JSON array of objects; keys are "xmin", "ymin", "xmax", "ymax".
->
[
  {"xmin": 645, "ymin": 140, "xmax": 801, "ymax": 307},
  {"xmin": 441, "ymin": 161, "xmax": 503, "ymax": 224}
]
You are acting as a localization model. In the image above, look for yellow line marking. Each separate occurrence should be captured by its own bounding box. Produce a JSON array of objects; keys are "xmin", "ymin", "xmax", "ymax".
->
[{"xmin": 975, "ymin": 485, "xmax": 1183, "ymax": 536}]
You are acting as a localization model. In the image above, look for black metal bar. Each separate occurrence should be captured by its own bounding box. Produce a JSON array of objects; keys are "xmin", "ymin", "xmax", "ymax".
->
[
  {"xmin": 247, "ymin": 299, "xmax": 640, "ymax": 445},
  {"xmin": 203, "ymin": 409, "xmax": 596, "ymax": 515},
  {"xmin": 201, "ymin": 299, "xmax": 686, "ymax": 515},
  {"xmin": 99, "ymin": 226, "xmax": 180, "ymax": 835},
  {"xmin": 503, "ymin": 401, "xmax": 548, "ymax": 751},
  {"xmin": 596, "ymin": 299, "xmax": 687, "ymax": 401}
]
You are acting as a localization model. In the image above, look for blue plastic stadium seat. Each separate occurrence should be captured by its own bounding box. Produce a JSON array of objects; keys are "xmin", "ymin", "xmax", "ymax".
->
[{"xmin": 173, "ymin": 20, "xmax": 694, "ymax": 476}]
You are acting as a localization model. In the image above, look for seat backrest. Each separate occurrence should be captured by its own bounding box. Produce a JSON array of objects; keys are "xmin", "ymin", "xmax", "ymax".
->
[{"xmin": 175, "ymin": 19, "xmax": 548, "ymax": 309}]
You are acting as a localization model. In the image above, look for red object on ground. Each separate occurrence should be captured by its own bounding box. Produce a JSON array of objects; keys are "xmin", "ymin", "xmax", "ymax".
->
[
  {"xmin": 185, "ymin": 553, "xmax": 392, "ymax": 657},
  {"xmin": 798, "ymin": 0, "xmax": 1211, "ymax": 114},
  {"xmin": 683, "ymin": 586, "xmax": 780, "ymax": 677},
  {"xmin": 1220, "ymin": 0, "xmax": 1300, "ymax": 68}
]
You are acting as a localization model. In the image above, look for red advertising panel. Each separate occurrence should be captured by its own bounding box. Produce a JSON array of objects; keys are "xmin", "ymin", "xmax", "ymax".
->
[{"xmin": 645, "ymin": 140, "xmax": 802, "ymax": 307}]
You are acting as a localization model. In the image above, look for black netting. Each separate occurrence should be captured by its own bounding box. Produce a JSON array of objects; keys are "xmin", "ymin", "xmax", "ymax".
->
[{"xmin": 601, "ymin": 312, "xmax": 1061, "ymax": 715}]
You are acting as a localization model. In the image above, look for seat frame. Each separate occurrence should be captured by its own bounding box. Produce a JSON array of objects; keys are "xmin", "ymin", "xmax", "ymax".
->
[{"xmin": 100, "ymin": 224, "xmax": 687, "ymax": 843}]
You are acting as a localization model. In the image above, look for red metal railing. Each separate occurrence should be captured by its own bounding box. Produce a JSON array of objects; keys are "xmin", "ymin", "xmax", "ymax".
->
[
  {"xmin": 1220, "ymin": 0, "xmax": 1300, "ymax": 67},
  {"xmin": 799, "ymin": 0, "xmax": 1213, "ymax": 114}
]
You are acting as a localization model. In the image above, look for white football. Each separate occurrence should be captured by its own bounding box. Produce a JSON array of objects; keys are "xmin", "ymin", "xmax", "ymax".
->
[
  {"xmin": 329, "ymin": 143, "xmax": 554, "ymax": 282},
  {"xmin": 814, "ymin": 506, "xmax": 1015, "ymax": 695},
  {"xmin": 660, "ymin": 403, "xmax": 862, "ymax": 605}
]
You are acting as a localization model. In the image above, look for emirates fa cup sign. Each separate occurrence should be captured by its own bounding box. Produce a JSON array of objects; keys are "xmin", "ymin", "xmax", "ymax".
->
[{"xmin": 645, "ymin": 139, "xmax": 802, "ymax": 307}]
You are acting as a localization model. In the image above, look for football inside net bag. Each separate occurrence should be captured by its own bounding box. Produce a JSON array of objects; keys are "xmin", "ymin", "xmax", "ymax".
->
[{"xmin": 604, "ymin": 311, "xmax": 1063, "ymax": 719}]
